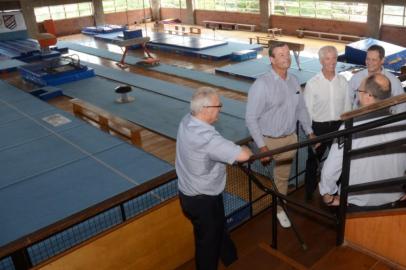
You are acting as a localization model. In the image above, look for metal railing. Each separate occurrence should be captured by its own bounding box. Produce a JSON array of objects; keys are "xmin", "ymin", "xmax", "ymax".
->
[{"xmin": 238, "ymin": 94, "xmax": 406, "ymax": 249}]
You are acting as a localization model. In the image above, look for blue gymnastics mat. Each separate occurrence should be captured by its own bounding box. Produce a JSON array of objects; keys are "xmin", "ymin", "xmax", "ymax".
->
[
  {"xmin": 148, "ymin": 32, "xmax": 228, "ymax": 50},
  {"xmin": 0, "ymin": 58, "xmax": 26, "ymax": 72},
  {"xmin": 0, "ymin": 80, "xmax": 174, "ymax": 251},
  {"xmin": 215, "ymin": 56, "xmax": 358, "ymax": 85},
  {"xmin": 94, "ymin": 32, "xmax": 123, "ymax": 42},
  {"xmin": 80, "ymin": 60, "xmax": 247, "ymax": 119},
  {"xmin": 58, "ymin": 41, "xmax": 252, "ymax": 93},
  {"xmin": 58, "ymin": 76, "xmax": 250, "ymax": 143},
  {"xmin": 82, "ymin": 24, "xmax": 127, "ymax": 36}
]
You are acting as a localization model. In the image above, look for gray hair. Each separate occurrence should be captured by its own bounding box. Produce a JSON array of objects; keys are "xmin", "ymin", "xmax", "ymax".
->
[
  {"xmin": 190, "ymin": 87, "xmax": 217, "ymax": 114},
  {"xmin": 318, "ymin": 46, "xmax": 338, "ymax": 60}
]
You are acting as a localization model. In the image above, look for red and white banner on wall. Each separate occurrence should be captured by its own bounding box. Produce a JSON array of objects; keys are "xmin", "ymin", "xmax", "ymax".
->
[{"xmin": 0, "ymin": 11, "xmax": 27, "ymax": 33}]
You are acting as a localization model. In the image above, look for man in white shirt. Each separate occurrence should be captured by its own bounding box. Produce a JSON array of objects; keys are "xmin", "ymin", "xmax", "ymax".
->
[
  {"xmin": 349, "ymin": 44, "xmax": 406, "ymax": 113},
  {"xmin": 320, "ymin": 73, "xmax": 406, "ymax": 207},
  {"xmin": 303, "ymin": 46, "xmax": 352, "ymax": 201}
]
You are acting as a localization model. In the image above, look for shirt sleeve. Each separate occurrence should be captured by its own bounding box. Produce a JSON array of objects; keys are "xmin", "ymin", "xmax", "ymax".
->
[
  {"xmin": 303, "ymin": 81, "xmax": 314, "ymax": 122},
  {"xmin": 348, "ymin": 74, "xmax": 360, "ymax": 109},
  {"xmin": 389, "ymin": 74, "xmax": 406, "ymax": 114},
  {"xmin": 343, "ymin": 79, "xmax": 353, "ymax": 113},
  {"xmin": 206, "ymin": 132, "xmax": 241, "ymax": 164},
  {"xmin": 297, "ymin": 90, "xmax": 313, "ymax": 135},
  {"xmin": 246, "ymin": 78, "xmax": 267, "ymax": 148}
]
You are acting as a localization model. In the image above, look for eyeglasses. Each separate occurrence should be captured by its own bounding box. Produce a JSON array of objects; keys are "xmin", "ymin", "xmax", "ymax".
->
[
  {"xmin": 204, "ymin": 103, "xmax": 223, "ymax": 109},
  {"xmin": 356, "ymin": 89, "xmax": 375, "ymax": 97}
]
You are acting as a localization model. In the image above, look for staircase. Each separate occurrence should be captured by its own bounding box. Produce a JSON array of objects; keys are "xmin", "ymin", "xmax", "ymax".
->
[{"xmin": 229, "ymin": 242, "xmax": 398, "ymax": 270}]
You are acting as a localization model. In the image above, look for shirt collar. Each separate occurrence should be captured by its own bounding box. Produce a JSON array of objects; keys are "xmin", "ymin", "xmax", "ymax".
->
[
  {"xmin": 318, "ymin": 71, "xmax": 337, "ymax": 82},
  {"xmin": 269, "ymin": 66, "xmax": 290, "ymax": 81},
  {"xmin": 190, "ymin": 114, "xmax": 214, "ymax": 130}
]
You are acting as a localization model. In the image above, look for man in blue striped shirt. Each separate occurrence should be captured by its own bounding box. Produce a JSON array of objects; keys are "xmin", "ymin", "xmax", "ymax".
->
[{"xmin": 246, "ymin": 42, "xmax": 315, "ymax": 228}]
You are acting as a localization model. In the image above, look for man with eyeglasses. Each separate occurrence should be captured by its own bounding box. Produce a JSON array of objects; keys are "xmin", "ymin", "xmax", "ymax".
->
[
  {"xmin": 320, "ymin": 73, "xmax": 406, "ymax": 207},
  {"xmin": 349, "ymin": 44, "xmax": 406, "ymax": 113},
  {"xmin": 176, "ymin": 87, "xmax": 252, "ymax": 270},
  {"xmin": 303, "ymin": 46, "xmax": 352, "ymax": 201},
  {"xmin": 246, "ymin": 42, "xmax": 315, "ymax": 228}
]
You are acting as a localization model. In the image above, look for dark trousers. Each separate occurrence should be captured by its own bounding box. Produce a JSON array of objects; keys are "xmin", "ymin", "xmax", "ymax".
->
[
  {"xmin": 305, "ymin": 120, "xmax": 342, "ymax": 200},
  {"xmin": 179, "ymin": 192, "xmax": 238, "ymax": 270}
]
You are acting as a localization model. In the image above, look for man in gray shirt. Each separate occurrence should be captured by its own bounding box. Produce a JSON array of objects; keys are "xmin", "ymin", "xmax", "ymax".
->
[
  {"xmin": 246, "ymin": 42, "xmax": 314, "ymax": 228},
  {"xmin": 176, "ymin": 87, "xmax": 252, "ymax": 270}
]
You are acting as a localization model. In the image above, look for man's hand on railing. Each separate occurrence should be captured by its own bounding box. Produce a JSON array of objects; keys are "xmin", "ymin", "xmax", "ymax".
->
[
  {"xmin": 259, "ymin": 146, "xmax": 272, "ymax": 165},
  {"xmin": 309, "ymin": 133, "xmax": 320, "ymax": 149}
]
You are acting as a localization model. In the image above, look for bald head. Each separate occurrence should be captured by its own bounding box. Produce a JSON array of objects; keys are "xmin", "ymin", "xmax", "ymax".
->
[
  {"xmin": 359, "ymin": 73, "xmax": 392, "ymax": 107},
  {"xmin": 364, "ymin": 73, "xmax": 391, "ymax": 100}
]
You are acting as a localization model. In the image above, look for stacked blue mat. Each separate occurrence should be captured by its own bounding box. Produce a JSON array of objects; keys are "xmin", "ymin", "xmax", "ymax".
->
[{"xmin": 81, "ymin": 24, "xmax": 127, "ymax": 35}]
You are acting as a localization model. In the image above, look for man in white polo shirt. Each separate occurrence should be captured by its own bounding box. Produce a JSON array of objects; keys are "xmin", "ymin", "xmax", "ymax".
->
[
  {"xmin": 176, "ymin": 87, "xmax": 252, "ymax": 270},
  {"xmin": 303, "ymin": 45, "xmax": 352, "ymax": 201}
]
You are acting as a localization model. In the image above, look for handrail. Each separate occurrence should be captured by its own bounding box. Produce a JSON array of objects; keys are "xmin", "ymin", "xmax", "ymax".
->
[
  {"xmin": 238, "ymin": 164, "xmax": 336, "ymax": 221},
  {"xmin": 240, "ymin": 95, "xmax": 406, "ymax": 249},
  {"xmin": 345, "ymin": 175, "xmax": 406, "ymax": 193},
  {"xmin": 348, "ymin": 137, "xmax": 406, "ymax": 157},
  {"xmin": 341, "ymin": 93, "xmax": 406, "ymax": 120},
  {"xmin": 246, "ymin": 111, "xmax": 406, "ymax": 163}
]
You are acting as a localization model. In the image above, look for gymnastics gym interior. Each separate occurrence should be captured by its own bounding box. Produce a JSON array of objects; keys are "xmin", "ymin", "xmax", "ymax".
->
[{"xmin": 0, "ymin": 0, "xmax": 405, "ymax": 269}]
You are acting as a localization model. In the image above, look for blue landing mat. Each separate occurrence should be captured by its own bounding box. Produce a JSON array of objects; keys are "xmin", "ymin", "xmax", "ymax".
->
[
  {"xmin": 94, "ymin": 32, "xmax": 124, "ymax": 42},
  {"xmin": 0, "ymin": 39, "xmax": 39, "ymax": 59},
  {"xmin": 58, "ymin": 76, "xmax": 250, "ymax": 143},
  {"xmin": 58, "ymin": 41, "xmax": 252, "ymax": 93},
  {"xmin": 0, "ymin": 81, "xmax": 174, "ymax": 249},
  {"xmin": 0, "ymin": 58, "xmax": 26, "ymax": 72},
  {"xmin": 215, "ymin": 56, "xmax": 358, "ymax": 85},
  {"xmin": 148, "ymin": 32, "xmax": 228, "ymax": 50},
  {"xmin": 80, "ymin": 61, "xmax": 247, "ymax": 119}
]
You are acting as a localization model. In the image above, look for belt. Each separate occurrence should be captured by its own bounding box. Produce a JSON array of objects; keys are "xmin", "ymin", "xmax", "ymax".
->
[
  {"xmin": 313, "ymin": 120, "xmax": 342, "ymax": 125},
  {"xmin": 264, "ymin": 133, "xmax": 294, "ymax": 139}
]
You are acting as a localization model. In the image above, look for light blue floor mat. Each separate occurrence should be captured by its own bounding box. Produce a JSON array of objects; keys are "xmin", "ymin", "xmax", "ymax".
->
[
  {"xmin": 58, "ymin": 76, "xmax": 250, "ymax": 142},
  {"xmin": 58, "ymin": 41, "xmax": 252, "ymax": 94},
  {"xmin": 81, "ymin": 60, "xmax": 247, "ymax": 119},
  {"xmin": 216, "ymin": 56, "xmax": 359, "ymax": 85}
]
